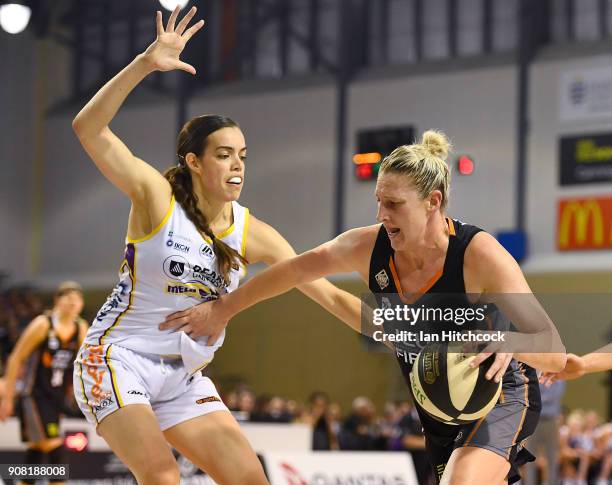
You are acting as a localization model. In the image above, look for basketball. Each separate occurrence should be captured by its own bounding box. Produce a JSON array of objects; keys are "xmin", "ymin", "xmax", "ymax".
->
[{"xmin": 409, "ymin": 343, "xmax": 502, "ymax": 425}]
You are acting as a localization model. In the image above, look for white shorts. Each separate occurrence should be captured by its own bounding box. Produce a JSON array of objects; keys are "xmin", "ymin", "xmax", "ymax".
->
[{"xmin": 73, "ymin": 343, "xmax": 228, "ymax": 430}]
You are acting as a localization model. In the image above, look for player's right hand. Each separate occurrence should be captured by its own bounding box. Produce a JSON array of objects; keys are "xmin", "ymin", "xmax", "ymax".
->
[
  {"xmin": 141, "ymin": 6, "xmax": 205, "ymax": 75},
  {"xmin": 0, "ymin": 396, "xmax": 14, "ymax": 421}
]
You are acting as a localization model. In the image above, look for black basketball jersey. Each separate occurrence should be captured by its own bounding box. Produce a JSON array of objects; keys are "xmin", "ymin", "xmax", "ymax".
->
[
  {"xmin": 21, "ymin": 312, "xmax": 80, "ymax": 404},
  {"xmin": 367, "ymin": 218, "xmax": 539, "ymax": 395}
]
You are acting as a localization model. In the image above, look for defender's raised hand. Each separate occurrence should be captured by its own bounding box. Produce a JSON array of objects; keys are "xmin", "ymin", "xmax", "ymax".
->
[{"xmin": 143, "ymin": 6, "xmax": 204, "ymax": 75}]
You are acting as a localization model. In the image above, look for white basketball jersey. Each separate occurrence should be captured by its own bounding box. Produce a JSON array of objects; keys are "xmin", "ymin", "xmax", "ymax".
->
[{"xmin": 84, "ymin": 197, "xmax": 249, "ymax": 375}]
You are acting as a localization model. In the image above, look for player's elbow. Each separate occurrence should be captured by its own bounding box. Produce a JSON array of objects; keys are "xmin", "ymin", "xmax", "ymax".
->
[
  {"xmin": 72, "ymin": 114, "xmax": 86, "ymax": 137},
  {"xmin": 550, "ymin": 352, "xmax": 568, "ymax": 373}
]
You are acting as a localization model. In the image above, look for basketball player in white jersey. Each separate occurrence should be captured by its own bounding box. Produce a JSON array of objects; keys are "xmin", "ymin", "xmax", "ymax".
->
[{"xmin": 71, "ymin": 7, "xmax": 362, "ymax": 485}]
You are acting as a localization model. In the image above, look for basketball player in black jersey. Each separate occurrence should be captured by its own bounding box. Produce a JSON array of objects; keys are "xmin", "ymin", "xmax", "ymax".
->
[
  {"xmin": 162, "ymin": 130, "xmax": 567, "ymax": 485},
  {"xmin": 0, "ymin": 282, "xmax": 88, "ymax": 485}
]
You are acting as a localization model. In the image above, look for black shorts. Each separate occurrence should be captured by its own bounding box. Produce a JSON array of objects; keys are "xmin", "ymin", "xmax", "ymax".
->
[
  {"xmin": 416, "ymin": 365, "xmax": 542, "ymax": 484},
  {"xmin": 17, "ymin": 394, "xmax": 62, "ymax": 443}
]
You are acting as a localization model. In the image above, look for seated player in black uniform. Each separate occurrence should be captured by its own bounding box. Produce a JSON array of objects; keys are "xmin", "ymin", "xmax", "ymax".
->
[
  {"xmin": 160, "ymin": 130, "xmax": 567, "ymax": 485},
  {"xmin": 0, "ymin": 282, "xmax": 88, "ymax": 485}
]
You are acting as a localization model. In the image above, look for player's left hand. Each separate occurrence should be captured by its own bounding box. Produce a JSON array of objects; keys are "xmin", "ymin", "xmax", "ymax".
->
[
  {"xmin": 470, "ymin": 351, "xmax": 513, "ymax": 383},
  {"xmin": 159, "ymin": 298, "xmax": 229, "ymax": 345}
]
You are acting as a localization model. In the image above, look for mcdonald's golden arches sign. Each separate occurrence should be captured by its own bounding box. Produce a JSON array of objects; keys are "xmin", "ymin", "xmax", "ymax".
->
[{"xmin": 557, "ymin": 196, "xmax": 612, "ymax": 251}]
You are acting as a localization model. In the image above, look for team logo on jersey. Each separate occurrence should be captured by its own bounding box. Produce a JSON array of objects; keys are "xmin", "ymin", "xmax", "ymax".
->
[
  {"xmin": 375, "ymin": 269, "xmax": 390, "ymax": 290},
  {"xmin": 163, "ymin": 255, "xmax": 189, "ymax": 279},
  {"xmin": 199, "ymin": 243, "xmax": 214, "ymax": 259},
  {"xmin": 169, "ymin": 260, "xmax": 185, "ymax": 276},
  {"xmin": 48, "ymin": 334, "xmax": 60, "ymax": 350}
]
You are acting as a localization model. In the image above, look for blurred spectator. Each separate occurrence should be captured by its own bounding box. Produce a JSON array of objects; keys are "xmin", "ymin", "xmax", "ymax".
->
[
  {"xmin": 251, "ymin": 394, "xmax": 292, "ymax": 423},
  {"xmin": 339, "ymin": 396, "xmax": 386, "ymax": 450},
  {"xmin": 301, "ymin": 391, "xmax": 339, "ymax": 450},
  {"xmin": 523, "ymin": 380, "xmax": 566, "ymax": 485},
  {"xmin": 232, "ymin": 388, "xmax": 256, "ymax": 422},
  {"xmin": 0, "ymin": 287, "xmax": 45, "ymax": 374},
  {"xmin": 560, "ymin": 410, "xmax": 592, "ymax": 485},
  {"xmin": 387, "ymin": 401, "xmax": 431, "ymax": 485},
  {"xmin": 286, "ymin": 399, "xmax": 303, "ymax": 421}
]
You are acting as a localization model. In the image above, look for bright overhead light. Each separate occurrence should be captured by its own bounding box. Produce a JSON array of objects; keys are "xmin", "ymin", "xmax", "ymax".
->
[
  {"xmin": 158, "ymin": 0, "xmax": 189, "ymax": 12},
  {"xmin": 0, "ymin": 3, "xmax": 31, "ymax": 34}
]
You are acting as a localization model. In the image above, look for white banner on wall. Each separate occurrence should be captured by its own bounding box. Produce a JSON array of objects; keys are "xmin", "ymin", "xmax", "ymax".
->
[
  {"xmin": 264, "ymin": 451, "xmax": 418, "ymax": 485},
  {"xmin": 560, "ymin": 66, "xmax": 612, "ymax": 122}
]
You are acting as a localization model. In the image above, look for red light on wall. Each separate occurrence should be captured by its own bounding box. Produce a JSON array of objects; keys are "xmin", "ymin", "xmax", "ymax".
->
[
  {"xmin": 457, "ymin": 155, "xmax": 475, "ymax": 175},
  {"xmin": 356, "ymin": 163, "xmax": 374, "ymax": 180},
  {"xmin": 65, "ymin": 432, "xmax": 88, "ymax": 452}
]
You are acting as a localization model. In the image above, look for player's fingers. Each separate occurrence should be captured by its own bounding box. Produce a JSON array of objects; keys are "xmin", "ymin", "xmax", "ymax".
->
[
  {"xmin": 156, "ymin": 11, "xmax": 164, "ymax": 36},
  {"xmin": 182, "ymin": 19, "xmax": 205, "ymax": 43},
  {"xmin": 176, "ymin": 61, "xmax": 196, "ymax": 75},
  {"xmin": 159, "ymin": 314, "xmax": 189, "ymax": 330},
  {"xmin": 470, "ymin": 352, "xmax": 492, "ymax": 368},
  {"xmin": 175, "ymin": 6, "xmax": 196, "ymax": 35},
  {"xmin": 208, "ymin": 331, "xmax": 222, "ymax": 346},
  {"xmin": 166, "ymin": 5, "xmax": 180, "ymax": 32}
]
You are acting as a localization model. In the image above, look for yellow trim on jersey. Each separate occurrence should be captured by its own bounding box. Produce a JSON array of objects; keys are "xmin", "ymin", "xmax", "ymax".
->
[
  {"xmin": 127, "ymin": 196, "xmax": 175, "ymax": 244},
  {"xmin": 241, "ymin": 208, "xmax": 250, "ymax": 257},
  {"xmin": 105, "ymin": 345, "xmax": 124, "ymax": 407},
  {"xmin": 202, "ymin": 223, "xmax": 236, "ymax": 244}
]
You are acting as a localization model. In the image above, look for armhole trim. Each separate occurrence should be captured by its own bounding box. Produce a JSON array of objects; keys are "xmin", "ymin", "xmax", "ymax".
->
[{"xmin": 127, "ymin": 196, "xmax": 175, "ymax": 244}]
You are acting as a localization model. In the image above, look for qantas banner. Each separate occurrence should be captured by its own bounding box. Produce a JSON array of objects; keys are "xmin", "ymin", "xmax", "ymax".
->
[{"xmin": 263, "ymin": 451, "xmax": 418, "ymax": 485}]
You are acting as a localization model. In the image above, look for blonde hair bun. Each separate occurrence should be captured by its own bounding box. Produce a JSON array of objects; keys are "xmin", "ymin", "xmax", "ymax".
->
[{"xmin": 421, "ymin": 130, "xmax": 452, "ymax": 159}]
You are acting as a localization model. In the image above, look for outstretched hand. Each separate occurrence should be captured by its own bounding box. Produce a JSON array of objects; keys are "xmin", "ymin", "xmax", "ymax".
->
[
  {"xmin": 143, "ymin": 6, "xmax": 205, "ymax": 75},
  {"xmin": 160, "ymin": 298, "xmax": 230, "ymax": 346},
  {"xmin": 540, "ymin": 353, "xmax": 585, "ymax": 387}
]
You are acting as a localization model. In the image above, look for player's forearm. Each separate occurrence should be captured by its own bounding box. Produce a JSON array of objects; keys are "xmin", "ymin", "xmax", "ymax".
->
[
  {"xmin": 582, "ymin": 352, "xmax": 612, "ymax": 375},
  {"xmin": 72, "ymin": 55, "xmax": 154, "ymax": 137},
  {"xmin": 3, "ymin": 355, "xmax": 23, "ymax": 400},
  {"xmin": 298, "ymin": 281, "xmax": 362, "ymax": 333},
  {"xmin": 514, "ymin": 352, "xmax": 567, "ymax": 373},
  {"xmin": 223, "ymin": 253, "xmax": 323, "ymax": 319}
]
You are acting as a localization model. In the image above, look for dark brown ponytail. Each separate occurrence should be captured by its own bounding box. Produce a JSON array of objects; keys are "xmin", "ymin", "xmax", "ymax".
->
[{"xmin": 164, "ymin": 115, "xmax": 247, "ymax": 284}]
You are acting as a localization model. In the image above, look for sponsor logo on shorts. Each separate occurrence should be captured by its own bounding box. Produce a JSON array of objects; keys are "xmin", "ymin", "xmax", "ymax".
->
[
  {"xmin": 84, "ymin": 345, "xmax": 108, "ymax": 401},
  {"xmin": 195, "ymin": 396, "xmax": 221, "ymax": 405},
  {"xmin": 92, "ymin": 396, "xmax": 114, "ymax": 413},
  {"xmin": 127, "ymin": 390, "xmax": 148, "ymax": 397},
  {"xmin": 375, "ymin": 269, "xmax": 389, "ymax": 290}
]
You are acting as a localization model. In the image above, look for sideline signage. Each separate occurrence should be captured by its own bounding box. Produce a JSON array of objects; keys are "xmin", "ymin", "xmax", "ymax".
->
[
  {"xmin": 557, "ymin": 196, "xmax": 612, "ymax": 251},
  {"xmin": 264, "ymin": 451, "xmax": 418, "ymax": 485},
  {"xmin": 560, "ymin": 133, "xmax": 612, "ymax": 185},
  {"xmin": 560, "ymin": 66, "xmax": 612, "ymax": 122}
]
